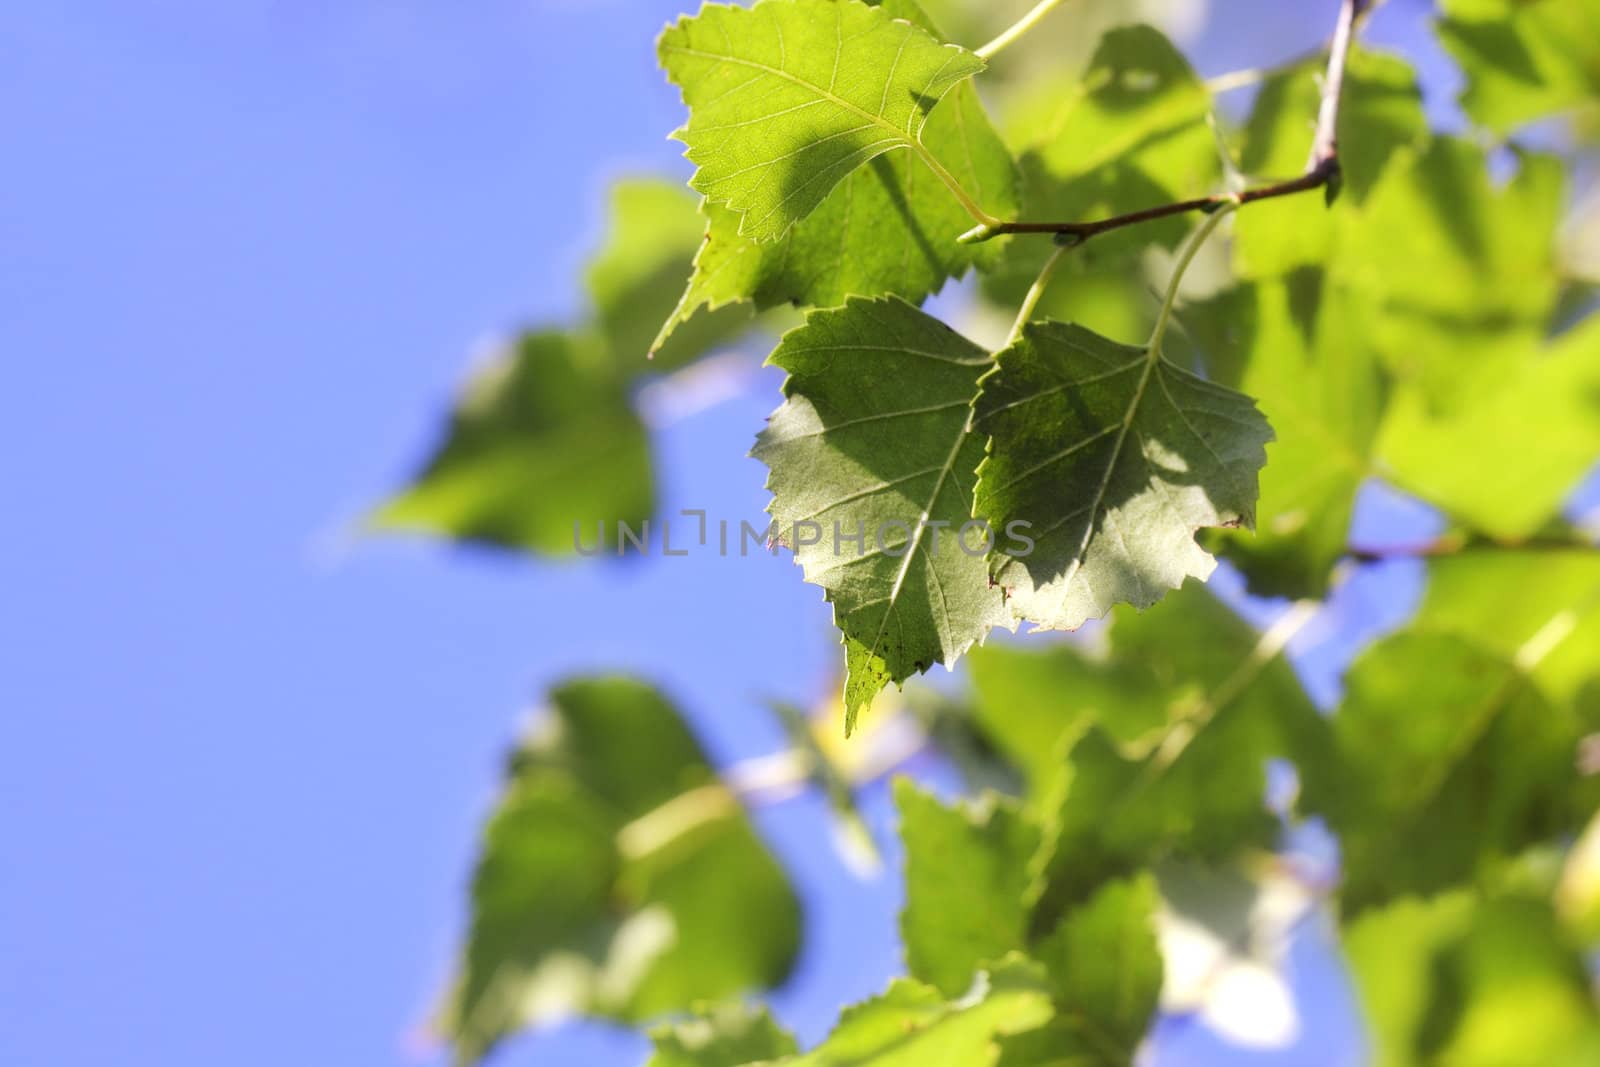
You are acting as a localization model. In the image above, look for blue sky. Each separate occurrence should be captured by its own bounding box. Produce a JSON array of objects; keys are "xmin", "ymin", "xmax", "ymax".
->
[{"xmin": 0, "ymin": 3, "xmax": 1571, "ymax": 1066}]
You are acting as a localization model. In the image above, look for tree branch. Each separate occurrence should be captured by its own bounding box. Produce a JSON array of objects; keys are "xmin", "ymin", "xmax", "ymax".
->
[
  {"xmin": 959, "ymin": 0, "xmax": 1368, "ymax": 247},
  {"xmin": 1346, "ymin": 531, "xmax": 1599, "ymax": 565}
]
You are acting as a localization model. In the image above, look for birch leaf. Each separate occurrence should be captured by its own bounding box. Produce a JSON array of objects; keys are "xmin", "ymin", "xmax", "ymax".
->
[{"xmin": 658, "ymin": 0, "xmax": 985, "ymax": 241}]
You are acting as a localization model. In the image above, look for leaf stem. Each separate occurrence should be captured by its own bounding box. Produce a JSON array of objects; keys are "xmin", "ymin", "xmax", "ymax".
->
[
  {"xmin": 1148, "ymin": 201, "xmax": 1239, "ymax": 356},
  {"xmin": 1202, "ymin": 43, "xmax": 1325, "ymax": 96},
  {"xmin": 974, "ymin": 0, "xmax": 1074, "ymax": 62},
  {"xmin": 1005, "ymin": 244, "xmax": 1069, "ymax": 346},
  {"xmin": 914, "ymin": 145, "xmax": 1002, "ymax": 228},
  {"xmin": 961, "ymin": 0, "xmax": 1367, "ymax": 247}
]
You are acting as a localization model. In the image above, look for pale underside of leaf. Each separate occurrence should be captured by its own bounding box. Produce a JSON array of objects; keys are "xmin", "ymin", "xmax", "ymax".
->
[
  {"xmin": 974, "ymin": 322, "xmax": 1272, "ymax": 631},
  {"xmin": 658, "ymin": 0, "xmax": 985, "ymax": 241},
  {"xmin": 754, "ymin": 296, "xmax": 1009, "ymax": 732}
]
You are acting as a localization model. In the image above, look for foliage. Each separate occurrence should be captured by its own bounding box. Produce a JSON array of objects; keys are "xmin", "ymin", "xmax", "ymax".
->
[
  {"xmin": 439, "ymin": 679, "xmax": 800, "ymax": 1065},
  {"xmin": 379, "ymin": 1, "xmax": 1600, "ymax": 1064}
]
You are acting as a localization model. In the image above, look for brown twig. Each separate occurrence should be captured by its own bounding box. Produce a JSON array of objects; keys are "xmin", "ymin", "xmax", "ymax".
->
[
  {"xmin": 1345, "ymin": 531, "xmax": 1599, "ymax": 564},
  {"xmin": 958, "ymin": 0, "xmax": 1368, "ymax": 247}
]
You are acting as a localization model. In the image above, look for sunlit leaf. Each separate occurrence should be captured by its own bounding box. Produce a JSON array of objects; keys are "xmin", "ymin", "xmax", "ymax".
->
[
  {"xmin": 373, "ymin": 331, "xmax": 652, "ymax": 555},
  {"xmin": 645, "ymin": 1003, "xmax": 799, "ymax": 1067},
  {"xmin": 1005, "ymin": 24, "xmax": 1217, "ymax": 255},
  {"xmin": 443, "ymin": 678, "xmax": 800, "ymax": 1065},
  {"xmin": 1437, "ymin": 0, "xmax": 1600, "ymax": 135},
  {"xmin": 1335, "ymin": 138, "xmax": 1564, "ymax": 411},
  {"xmin": 1183, "ymin": 273, "xmax": 1386, "ymax": 597},
  {"xmin": 659, "ymin": 0, "xmax": 985, "ymax": 241},
  {"xmin": 896, "ymin": 780, "xmax": 1039, "ymax": 996},
  {"xmin": 1232, "ymin": 49, "xmax": 1426, "ymax": 278},
  {"xmin": 1314, "ymin": 632, "xmax": 1593, "ymax": 912},
  {"xmin": 1412, "ymin": 545, "xmax": 1600, "ymax": 710},
  {"xmin": 1377, "ymin": 314, "xmax": 1600, "ymax": 540},
  {"xmin": 973, "ymin": 320, "xmax": 1272, "ymax": 632},
  {"xmin": 1346, "ymin": 891, "xmax": 1600, "ymax": 1066},
  {"xmin": 774, "ymin": 956, "xmax": 1054, "ymax": 1067},
  {"xmin": 983, "ymin": 24, "xmax": 1219, "ymax": 309},
  {"xmin": 653, "ymin": 1, "xmax": 1019, "ymax": 352},
  {"xmin": 1027, "ymin": 873, "xmax": 1162, "ymax": 1064},
  {"xmin": 585, "ymin": 179, "xmax": 754, "ymax": 372}
]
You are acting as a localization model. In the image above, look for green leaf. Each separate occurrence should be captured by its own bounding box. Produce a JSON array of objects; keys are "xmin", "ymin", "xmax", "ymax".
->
[
  {"xmin": 1011, "ymin": 585, "xmax": 1332, "ymax": 929},
  {"xmin": 895, "ymin": 780, "xmax": 1040, "ymax": 997},
  {"xmin": 1377, "ymin": 314, "xmax": 1600, "ymax": 540},
  {"xmin": 983, "ymin": 24, "xmax": 1219, "ymax": 306},
  {"xmin": 1346, "ymin": 891, "xmax": 1600, "ymax": 1067},
  {"xmin": 775, "ymin": 956, "xmax": 1054, "ymax": 1067},
  {"xmin": 965, "ymin": 641, "xmax": 1170, "ymax": 804},
  {"xmin": 1437, "ymin": 0, "xmax": 1600, "ymax": 135},
  {"xmin": 1183, "ymin": 273, "xmax": 1386, "ymax": 598},
  {"xmin": 658, "ymin": 0, "xmax": 986, "ymax": 242},
  {"xmin": 969, "ymin": 584, "xmax": 1328, "ymax": 809},
  {"xmin": 585, "ymin": 179, "xmax": 753, "ymax": 372},
  {"xmin": 1025, "ymin": 874, "xmax": 1162, "ymax": 1066},
  {"xmin": 753, "ymin": 297, "xmax": 1009, "ymax": 730},
  {"xmin": 1006, "ymin": 25, "xmax": 1218, "ymax": 252},
  {"xmin": 972, "ymin": 320, "xmax": 1272, "ymax": 632},
  {"xmin": 1232, "ymin": 49, "xmax": 1427, "ymax": 278},
  {"xmin": 444, "ymin": 678, "xmax": 800, "ymax": 1065},
  {"xmin": 653, "ymin": 2, "xmax": 1020, "ymax": 353},
  {"xmin": 1334, "ymin": 138, "xmax": 1564, "ymax": 411},
  {"xmin": 373, "ymin": 331, "xmax": 652, "ymax": 555},
  {"xmin": 1317, "ymin": 632, "xmax": 1593, "ymax": 912},
  {"xmin": 1412, "ymin": 546, "xmax": 1600, "ymax": 710},
  {"xmin": 646, "ymin": 1004, "xmax": 799, "ymax": 1067}
]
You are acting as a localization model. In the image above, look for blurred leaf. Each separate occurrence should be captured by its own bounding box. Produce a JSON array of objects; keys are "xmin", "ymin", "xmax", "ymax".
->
[
  {"xmin": 1557, "ymin": 810, "xmax": 1600, "ymax": 944},
  {"xmin": 1006, "ymin": 25, "xmax": 1218, "ymax": 253},
  {"xmin": 645, "ymin": 1003, "xmax": 799, "ymax": 1067},
  {"xmin": 585, "ymin": 179, "xmax": 753, "ymax": 372},
  {"xmin": 753, "ymin": 297, "xmax": 1008, "ymax": 731},
  {"xmin": 1377, "ymin": 314, "xmax": 1600, "ymax": 540},
  {"xmin": 1316, "ymin": 632, "xmax": 1593, "ymax": 912},
  {"xmin": 1025, "ymin": 873, "xmax": 1162, "ymax": 1065},
  {"xmin": 1436, "ymin": 0, "xmax": 1600, "ymax": 135},
  {"xmin": 983, "ymin": 24, "xmax": 1219, "ymax": 310},
  {"xmin": 654, "ymin": 1, "xmax": 1019, "ymax": 352},
  {"xmin": 973, "ymin": 320, "xmax": 1272, "ymax": 632},
  {"xmin": 775, "ymin": 956, "xmax": 1054, "ymax": 1067},
  {"xmin": 896, "ymin": 780, "xmax": 1040, "ymax": 996},
  {"xmin": 967, "ymin": 584, "xmax": 1327, "ymax": 809},
  {"xmin": 444, "ymin": 678, "xmax": 800, "ymax": 1065},
  {"xmin": 1346, "ymin": 891, "xmax": 1600, "ymax": 1066},
  {"xmin": 1411, "ymin": 545, "xmax": 1600, "ymax": 714},
  {"xmin": 1334, "ymin": 138, "xmax": 1564, "ymax": 412},
  {"xmin": 658, "ymin": 0, "xmax": 984, "ymax": 242},
  {"xmin": 1232, "ymin": 49, "xmax": 1426, "ymax": 278},
  {"xmin": 374, "ymin": 331, "xmax": 652, "ymax": 555},
  {"xmin": 1184, "ymin": 273, "xmax": 1386, "ymax": 597},
  {"xmin": 965, "ymin": 640, "xmax": 1170, "ymax": 803},
  {"xmin": 1011, "ymin": 586, "xmax": 1331, "ymax": 929}
]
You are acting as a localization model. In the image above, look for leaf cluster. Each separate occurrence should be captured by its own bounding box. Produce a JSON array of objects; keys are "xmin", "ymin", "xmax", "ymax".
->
[{"xmin": 376, "ymin": 1, "xmax": 1600, "ymax": 1064}]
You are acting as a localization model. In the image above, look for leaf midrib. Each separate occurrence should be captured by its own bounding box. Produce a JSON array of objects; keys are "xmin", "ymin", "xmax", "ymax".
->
[
  {"xmin": 1038, "ymin": 345, "xmax": 1165, "ymax": 599},
  {"xmin": 858, "ymin": 419, "xmax": 971, "ymax": 667}
]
